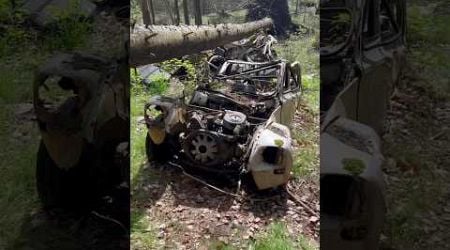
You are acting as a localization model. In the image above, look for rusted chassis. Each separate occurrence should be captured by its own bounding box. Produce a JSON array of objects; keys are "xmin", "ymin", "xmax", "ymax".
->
[
  {"xmin": 144, "ymin": 60, "xmax": 302, "ymax": 190},
  {"xmin": 33, "ymin": 53, "xmax": 129, "ymax": 208}
]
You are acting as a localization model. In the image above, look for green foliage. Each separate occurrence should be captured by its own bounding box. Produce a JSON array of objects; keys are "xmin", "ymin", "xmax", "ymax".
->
[
  {"xmin": 130, "ymin": 68, "xmax": 143, "ymax": 86},
  {"xmin": 0, "ymin": 25, "xmax": 31, "ymax": 57},
  {"xmin": 160, "ymin": 58, "xmax": 196, "ymax": 81},
  {"xmin": 407, "ymin": 5, "xmax": 450, "ymax": 45},
  {"xmin": 148, "ymin": 73, "xmax": 170, "ymax": 95},
  {"xmin": 0, "ymin": 0, "xmax": 14, "ymax": 23},
  {"xmin": 43, "ymin": 0, "xmax": 92, "ymax": 50},
  {"xmin": 130, "ymin": 70, "xmax": 169, "ymax": 96},
  {"xmin": 274, "ymin": 139, "xmax": 284, "ymax": 147},
  {"xmin": 0, "ymin": 1, "xmax": 32, "ymax": 57},
  {"xmin": 0, "ymin": 107, "xmax": 40, "ymax": 249},
  {"xmin": 406, "ymin": 3, "xmax": 450, "ymax": 100},
  {"xmin": 130, "ymin": 0, "xmax": 142, "ymax": 23},
  {"xmin": 342, "ymin": 158, "xmax": 366, "ymax": 176},
  {"xmin": 160, "ymin": 58, "xmax": 198, "ymax": 96}
]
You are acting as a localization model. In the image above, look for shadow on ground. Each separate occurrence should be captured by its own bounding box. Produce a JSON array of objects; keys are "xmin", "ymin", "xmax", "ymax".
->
[{"xmin": 9, "ymin": 189, "xmax": 130, "ymax": 250}]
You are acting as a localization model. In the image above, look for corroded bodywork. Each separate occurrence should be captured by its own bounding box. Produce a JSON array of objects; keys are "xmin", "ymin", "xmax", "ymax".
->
[
  {"xmin": 145, "ymin": 54, "xmax": 302, "ymax": 190},
  {"xmin": 320, "ymin": 0, "xmax": 406, "ymax": 249},
  {"xmin": 33, "ymin": 52, "xmax": 129, "ymax": 207},
  {"xmin": 34, "ymin": 53, "xmax": 129, "ymax": 169}
]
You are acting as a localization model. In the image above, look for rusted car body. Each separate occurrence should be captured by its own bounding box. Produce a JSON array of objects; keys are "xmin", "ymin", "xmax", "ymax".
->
[
  {"xmin": 33, "ymin": 52, "xmax": 129, "ymax": 208},
  {"xmin": 320, "ymin": 0, "xmax": 406, "ymax": 249},
  {"xmin": 145, "ymin": 57, "xmax": 302, "ymax": 190}
]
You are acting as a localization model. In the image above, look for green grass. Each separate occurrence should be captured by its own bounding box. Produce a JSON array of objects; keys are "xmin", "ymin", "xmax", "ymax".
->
[
  {"xmin": 0, "ymin": 47, "xmax": 47, "ymax": 248},
  {"xmin": 275, "ymin": 19, "xmax": 319, "ymax": 180},
  {"xmin": 130, "ymin": 69, "xmax": 168, "ymax": 249},
  {"xmin": 0, "ymin": 2, "xmax": 104, "ymax": 247},
  {"xmin": 130, "ymin": 81, "xmax": 153, "ymax": 186},
  {"xmin": 383, "ymin": 144, "xmax": 444, "ymax": 249},
  {"xmin": 382, "ymin": 1, "xmax": 449, "ymax": 248},
  {"xmin": 0, "ymin": 104, "xmax": 40, "ymax": 248},
  {"xmin": 249, "ymin": 222, "xmax": 317, "ymax": 250},
  {"xmin": 130, "ymin": 209, "xmax": 158, "ymax": 249},
  {"xmin": 405, "ymin": 2, "xmax": 450, "ymax": 100}
]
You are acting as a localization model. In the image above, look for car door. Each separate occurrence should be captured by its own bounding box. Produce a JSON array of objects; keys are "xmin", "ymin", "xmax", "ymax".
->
[
  {"xmin": 379, "ymin": 0, "xmax": 407, "ymax": 86},
  {"xmin": 357, "ymin": 0, "xmax": 402, "ymax": 134}
]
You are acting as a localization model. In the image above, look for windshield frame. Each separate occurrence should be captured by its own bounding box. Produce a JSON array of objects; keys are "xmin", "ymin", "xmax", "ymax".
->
[{"xmin": 320, "ymin": 5, "xmax": 356, "ymax": 56}]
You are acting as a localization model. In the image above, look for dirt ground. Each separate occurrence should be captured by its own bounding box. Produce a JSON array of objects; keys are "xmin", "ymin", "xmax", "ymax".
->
[
  {"xmin": 381, "ymin": 63, "xmax": 450, "ymax": 249},
  {"xmin": 131, "ymin": 109, "xmax": 320, "ymax": 249}
]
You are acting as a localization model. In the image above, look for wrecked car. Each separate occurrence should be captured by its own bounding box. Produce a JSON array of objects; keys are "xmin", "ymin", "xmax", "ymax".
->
[
  {"xmin": 320, "ymin": 0, "xmax": 406, "ymax": 249},
  {"xmin": 207, "ymin": 33, "xmax": 278, "ymax": 74},
  {"xmin": 145, "ymin": 58, "xmax": 302, "ymax": 190},
  {"xmin": 33, "ymin": 52, "xmax": 129, "ymax": 208}
]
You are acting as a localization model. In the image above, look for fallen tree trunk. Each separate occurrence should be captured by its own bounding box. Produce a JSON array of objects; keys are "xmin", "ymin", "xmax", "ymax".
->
[{"xmin": 130, "ymin": 18, "xmax": 273, "ymax": 67}]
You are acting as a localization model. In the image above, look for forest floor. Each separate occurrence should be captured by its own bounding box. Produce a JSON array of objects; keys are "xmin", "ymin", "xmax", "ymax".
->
[{"xmin": 381, "ymin": 1, "xmax": 449, "ymax": 249}]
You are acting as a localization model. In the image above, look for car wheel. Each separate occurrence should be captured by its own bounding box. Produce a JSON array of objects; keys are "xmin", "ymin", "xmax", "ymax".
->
[
  {"xmin": 36, "ymin": 140, "xmax": 94, "ymax": 210},
  {"xmin": 145, "ymin": 133, "xmax": 172, "ymax": 163}
]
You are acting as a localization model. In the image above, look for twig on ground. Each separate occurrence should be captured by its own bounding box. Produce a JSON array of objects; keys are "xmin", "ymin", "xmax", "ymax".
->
[
  {"xmin": 285, "ymin": 183, "xmax": 316, "ymax": 215},
  {"xmin": 91, "ymin": 211, "xmax": 128, "ymax": 234}
]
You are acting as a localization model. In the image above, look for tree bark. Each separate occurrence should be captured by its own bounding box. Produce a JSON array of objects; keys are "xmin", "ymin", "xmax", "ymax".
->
[
  {"xmin": 149, "ymin": 0, "xmax": 156, "ymax": 24},
  {"xmin": 139, "ymin": 0, "xmax": 152, "ymax": 25},
  {"xmin": 130, "ymin": 18, "xmax": 273, "ymax": 66},
  {"xmin": 194, "ymin": 0, "xmax": 202, "ymax": 25},
  {"xmin": 246, "ymin": 0, "xmax": 295, "ymax": 37},
  {"xmin": 163, "ymin": 0, "xmax": 175, "ymax": 25},
  {"xmin": 174, "ymin": 0, "xmax": 181, "ymax": 25},
  {"xmin": 182, "ymin": 0, "xmax": 190, "ymax": 25},
  {"xmin": 295, "ymin": 0, "xmax": 299, "ymax": 14}
]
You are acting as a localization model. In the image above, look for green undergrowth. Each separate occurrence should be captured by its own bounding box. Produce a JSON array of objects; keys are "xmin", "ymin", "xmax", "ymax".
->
[
  {"xmin": 275, "ymin": 15, "xmax": 319, "ymax": 180},
  {"xmin": 0, "ymin": 1, "xmax": 100, "ymax": 247},
  {"xmin": 130, "ymin": 67, "xmax": 172, "ymax": 249},
  {"xmin": 383, "ymin": 144, "xmax": 444, "ymax": 249},
  {"xmin": 130, "ymin": 209, "xmax": 158, "ymax": 250},
  {"xmin": 407, "ymin": 3, "xmax": 450, "ymax": 100},
  {"xmin": 0, "ymin": 105, "xmax": 40, "ymax": 248},
  {"xmin": 205, "ymin": 222, "xmax": 317, "ymax": 250},
  {"xmin": 383, "ymin": 1, "xmax": 449, "ymax": 249},
  {"xmin": 250, "ymin": 222, "xmax": 317, "ymax": 250}
]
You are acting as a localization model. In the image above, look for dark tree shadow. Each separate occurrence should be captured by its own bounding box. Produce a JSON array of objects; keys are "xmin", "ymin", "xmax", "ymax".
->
[
  {"xmin": 131, "ymin": 160, "xmax": 288, "ymax": 229},
  {"xmin": 8, "ymin": 187, "xmax": 129, "ymax": 250}
]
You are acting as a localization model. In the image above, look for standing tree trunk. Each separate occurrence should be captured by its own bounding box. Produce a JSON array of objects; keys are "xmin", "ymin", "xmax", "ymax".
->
[
  {"xmin": 174, "ymin": 0, "xmax": 180, "ymax": 25},
  {"xmin": 163, "ymin": 0, "xmax": 175, "ymax": 24},
  {"xmin": 182, "ymin": 0, "xmax": 190, "ymax": 25},
  {"xmin": 295, "ymin": 0, "xmax": 299, "ymax": 14},
  {"xmin": 194, "ymin": 0, "xmax": 202, "ymax": 25},
  {"xmin": 149, "ymin": 0, "xmax": 156, "ymax": 24},
  {"xmin": 139, "ymin": 0, "xmax": 152, "ymax": 26},
  {"xmin": 246, "ymin": 0, "xmax": 295, "ymax": 37}
]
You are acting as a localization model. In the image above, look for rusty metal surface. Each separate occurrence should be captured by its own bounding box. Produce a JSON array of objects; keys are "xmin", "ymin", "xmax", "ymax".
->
[
  {"xmin": 144, "ymin": 36, "xmax": 302, "ymax": 189},
  {"xmin": 33, "ymin": 52, "xmax": 129, "ymax": 169}
]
